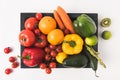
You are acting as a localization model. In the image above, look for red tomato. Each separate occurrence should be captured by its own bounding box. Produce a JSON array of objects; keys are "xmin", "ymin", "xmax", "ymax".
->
[
  {"xmin": 5, "ymin": 68, "xmax": 12, "ymax": 75},
  {"xmin": 51, "ymin": 57, "xmax": 56, "ymax": 61},
  {"xmin": 49, "ymin": 44, "xmax": 56, "ymax": 50},
  {"xmin": 56, "ymin": 45, "xmax": 62, "ymax": 53},
  {"xmin": 40, "ymin": 63, "xmax": 47, "ymax": 69},
  {"xmin": 45, "ymin": 54, "xmax": 51, "ymax": 61},
  {"xmin": 44, "ymin": 47, "xmax": 51, "ymax": 53},
  {"xmin": 11, "ymin": 62, "xmax": 19, "ymax": 68},
  {"xmin": 9, "ymin": 56, "xmax": 16, "ymax": 63},
  {"xmin": 64, "ymin": 29, "xmax": 70, "ymax": 35},
  {"xmin": 34, "ymin": 28, "xmax": 41, "ymax": 36},
  {"xmin": 49, "ymin": 62, "xmax": 56, "ymax": 68},
  {"xmin": 50, "ymin": 50, "xmax": 57, "ymax": 57},
  {"xmin": 4, "ymin": 47, "xmax": 12, "ymax": 54},
  {"xmin": 35, "ymin": 13, "xmax": 43, "ymax": 20},
  {"xmin": 19, "ymin": 30, "xmax": 36, "ymax": 47},
  {"xmin": 24, "ymin": 17, "xmax": 38, "ymax": 30},
  {"xmin": 45, "ymin": 68, "xmax": 52, "ymax": 74},
  {"xmin": 34, "ymin": 34, "xmax": 48, "ymax": 48}
]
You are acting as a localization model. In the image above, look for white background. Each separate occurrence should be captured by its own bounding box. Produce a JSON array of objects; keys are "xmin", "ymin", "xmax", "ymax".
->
[{"xmin": 0, "ymin": 0, "xmax": 120, "ymax": 80}]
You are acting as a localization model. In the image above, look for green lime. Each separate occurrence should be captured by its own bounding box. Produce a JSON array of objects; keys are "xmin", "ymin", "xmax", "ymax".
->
[
  {"xmin": 101, "ymin": 18, "xmax": 111, "ymax": 27},
  {"xmin": 85, "ymin": 35, "xmax": 98, "ymax": 46},
  {"xmin": 102, "ymin": 31, "xmax": 112, "ymax": 40}
]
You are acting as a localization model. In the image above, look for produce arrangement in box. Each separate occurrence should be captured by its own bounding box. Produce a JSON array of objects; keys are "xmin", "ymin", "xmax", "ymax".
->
[{"xmin": 19, "ymin": 6, "xmax": 106, "ymax": 75}]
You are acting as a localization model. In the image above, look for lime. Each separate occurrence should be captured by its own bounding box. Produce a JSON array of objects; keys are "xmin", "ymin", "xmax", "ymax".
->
[
  {"xmin": 102, "ymin": 30, "xmax": 112, "ymax": 40},
  {"xmin": 85, "ymin": 35, "xmax": 98, "ymax": 46}
]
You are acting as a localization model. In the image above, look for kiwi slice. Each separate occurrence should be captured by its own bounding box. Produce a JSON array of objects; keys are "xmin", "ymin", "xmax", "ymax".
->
[{"xmin": 101, "ymin": 18, "xmax": 111, "ymax": 27}]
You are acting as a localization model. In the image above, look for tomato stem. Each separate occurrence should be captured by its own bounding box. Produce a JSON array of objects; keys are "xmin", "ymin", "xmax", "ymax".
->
[
  {"xmin": 37, "ymin": 37, "xmax": 42, "ymax": 42},
  {"xmin": 22, "ymin": 38, "xmax": 26, "ymax": 42}
]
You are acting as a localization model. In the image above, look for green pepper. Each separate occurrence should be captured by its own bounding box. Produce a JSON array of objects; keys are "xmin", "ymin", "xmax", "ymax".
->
[
  {"xmin": 73, "ymin": 14, "xmax": 97, "ymax": 37},
  {"xmin": 85, "ymin": 49, "xmax": 98, "ymax": 77},
  {"xmin": 85, "ymin": 45, "xmax": 106, "ymax": 68}
]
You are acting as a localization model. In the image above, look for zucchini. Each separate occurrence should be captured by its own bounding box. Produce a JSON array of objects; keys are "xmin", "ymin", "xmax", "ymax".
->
[{"xmin": 63, "ymin": 54, "xmax": 88, "ymax": 68}]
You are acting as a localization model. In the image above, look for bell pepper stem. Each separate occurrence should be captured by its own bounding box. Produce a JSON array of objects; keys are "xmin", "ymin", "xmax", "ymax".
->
[
  {"xmin": 64, "ymin": 40, "xmax": 76, "ymax": 47},
  {"xmin": 17, "ymin": 54, "xmax": 30, "ymax": 60},
  {"xmin": 21, "ymin": 38, "xmax": 26, "ymax": 42}
]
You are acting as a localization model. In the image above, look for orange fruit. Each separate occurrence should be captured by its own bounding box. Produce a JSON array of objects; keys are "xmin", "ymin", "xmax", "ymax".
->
[
  {"xmin": 47, "ymin": 29, "xmax": 64, "ymax": 45},
  {"xmin": 38, "ymin": 16, "xmax": 56, "ymax": 34}
]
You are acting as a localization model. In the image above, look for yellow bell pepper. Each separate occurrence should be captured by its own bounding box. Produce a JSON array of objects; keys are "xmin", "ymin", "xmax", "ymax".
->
[{"xmin": 62, "ymin": 34, "xmax": 84, "ymax": 55}]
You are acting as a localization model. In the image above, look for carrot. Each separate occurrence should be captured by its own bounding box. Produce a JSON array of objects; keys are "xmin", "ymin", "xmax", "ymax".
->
[
  {"xmin": 53, "ymin": 10, "xmax": 65, "ymax": 30},
  {"xmin": 56, "ymin": 6, "xmax": 75, "ymax": 33}
]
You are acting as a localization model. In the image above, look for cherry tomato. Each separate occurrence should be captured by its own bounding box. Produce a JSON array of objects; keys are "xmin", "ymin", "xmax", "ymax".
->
[
  {"xmin": 19, "ymin": 30, "xmax": 36, "ymax": 47},
  {"xmin": 51, "ymin": 57, "xmax": 56, "ymax": 61},
  {"xmin": 24, "ymin": 17, "xmax": 38, "ymax": 30},
  {"xmin": 35, "ymin": 13, "xmax": 43, "ymax": 20},
  {"xmin": 44, "ymin": 47, "xmax": 51, "ymax": 53},
  {"xmin": 49, "ymin": 44, "xmax": 56, "ymax": 50},
  {"xmin": 40, "ymin": 63, "xmax": 47, "ymax": 69},
  {"xmin": 49, "ymin": 62, "xmax": 56, "ymax": 68},
  {"xmin": 9, "ymin": 56, "xmax": 16, "ymax": 63},
  {"xmin": 4, "ymin": 47, "xmax": 12, "ymax": 54},
  {"xmin": 11, "ymin": 62, "xmax": 19, "ymax": 68},
  {"xmin": 50, "ymin": 50, "xmax": 57, "ymax": 57},
  {"xmin": 45, "ymin": 68, "xmax": 52, "ymax": 74},
  {"xmin": 34, "ymin": 34, "xmax": 48, "ymax": 48},
  {"xmin": 34, "ymin": 28, "xmax": 41, "ymax": 36},
  {"xmin": 56, "ymin": 45, "xmax": 62, "ymax": 53},
  {"xmin": 64, "ymin": 29, "xmax": 70, "ymax": 35},
  {"xmin": 45, "ymin": 54, "xmax": 51, "ymax": 61},
  {"xmin": 5, "ymin": 68, "xmax": 12, "ymax": 75}
]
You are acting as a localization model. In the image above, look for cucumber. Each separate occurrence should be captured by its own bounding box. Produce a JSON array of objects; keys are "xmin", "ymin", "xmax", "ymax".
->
[{"xmin": 63, "ymin": 54, "xmax": 88, "ymax": 68}]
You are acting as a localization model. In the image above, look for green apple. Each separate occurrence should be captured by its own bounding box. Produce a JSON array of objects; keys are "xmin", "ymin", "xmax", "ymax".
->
[{"xmin": 85, "ymin": 35, "xmax": 98, "ymax": 46}]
